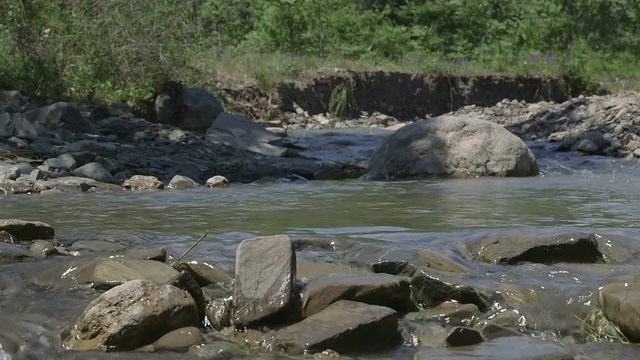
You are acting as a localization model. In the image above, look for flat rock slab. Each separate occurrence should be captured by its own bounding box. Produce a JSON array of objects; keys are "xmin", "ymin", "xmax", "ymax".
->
[
  {"xmin": 233, "ymin": 235, "xmax": 296, "ymax": 326},
  {"xmin": 301, "ymin": 273, "xmax": 415, "ymax": 318},
  {"xmin": 64, "ymin": 280, "xmax": 198, "ymax": 351},
  {"xmin": 273, "ymin": 300, "xmax": 399, "ymax": 354},
  {"xmin": 598, "ymin": 275, "xmax": 640, "ymax": 341},
  {"xmin": 0, "ymin": 219, "xmax": 54, "ymax": 241},
  {"xmin": 463, "ymin": 232, "xmax": 633, "ymax": 265},
  {"xmin": 74, "ymin": 258, "xmax": 179, "ymax": 285}
]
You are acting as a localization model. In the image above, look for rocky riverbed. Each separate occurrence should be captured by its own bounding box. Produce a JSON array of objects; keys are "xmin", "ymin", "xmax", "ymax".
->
[{"xmin": 2, "ymin": 73, "xmax": 640, "ymax": 359}]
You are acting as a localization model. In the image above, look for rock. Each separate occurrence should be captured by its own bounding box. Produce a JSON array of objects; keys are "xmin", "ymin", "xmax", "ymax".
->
[
  {"xmin": 64, "ymin": 280, "xmax": 199, "ymax": 351},
  {"xmin": 404, "ymin": 302, "xmax": 481, "ymax": 326},
  {"xmin": 412, "ymin": 336, "xmax": 572, "ymax": 359},
  {"xmin": 480, "ymin": 321, "xmax": 524, "ymax": 340},
  {"xmin": 206, "ymin": 112, "xmax": 289, "ymax": 157},
  {"xmin": 296, "ymin": 259, "xmax": 364, "ymax": 281},
  {"xmin": 366, "ymin": 116, "xmax": 539, "ymax": 179},
  {"xmin": 152, "ymin": 326, "xmax": 203, "ymax": 352},
  {"xmin": 300, "ymin": 273, "xmax": 416, "ymax": 318},
  {"xmin": 206, "ymin": 175, "xmax": 230, "ymax": 188},
  {"xmin": 124, "ymin": 247, "xmax": 167, "ymax": 262},
  {"xmin": 464, "ymin": 232, "xmax": 631, "ymax": 265},
  {"xmin": 0, "ymin": 166, "xmax": 20, "ymax": 182},
  {"xmin": 446, "ymin": 327, "xmax": 484, "ymax": 347},
  {"xmin": 167, "ymin": 175, "xmax": 199, "ymax": 190},
  {"xmin": 44, "ymin": 153, "xmax": 77, "ymax": 171},
  {"xmin": 23, "ymin": 102, "xmax": 97, "ymax": 134},
  {"xmin": 0, "ymin": 242, "xmax": 45, "ymax": 261},
  {"xmin": 411, "ymin": 270, "xmax": 490, "ymax": 311},
  {"xmin": 29, "ymin": 240, "xmax": 58, "ymax": 256},
  {"xmin": 73, "ymin": 162, "xmax": 114, "ymax": 183},
  {"xmin": 598, "ymin": 275, "xmax": 640, "ymax": 341},
  {"xmin": 73, "ymin": 258, "xmax": 179, "ymax": 287},
  {"xmin": 0, "ymin": 181, "xmax": 43, "ymax": 195},
  {"xmin": 273, "ymin": 300, "xmax": 399, "ymax": 354},
  {"xmin": 0, "ymin": 219, "xmax": 54, "ymax": 241},
  {"xmin": 233, "ymin": 235, "xmax": 297, "ymax": 327},
  {"xmin": 206, "ymin": 296, "xmax": 233, "ymax": 330},
  {"xmin": 122, "ymin": 175, "xmax": 164, "ymax": 190},
  {"xmin": 155, "ymin": 85, "xmax": 224, "ymax": 132},
  {"xmin": 168, "ymin": 270, "xmax": 206, "ymax": 321},
  {"xmin": 187, "ymin": 340, "xmax": 246, "ymax": 359},
  {"xmin": 174, "ymin": 262, "xmax": 233, "ymax": 287},
  {"xmin": 399, "ymin": 319, "xmax": 449, "ymax": 347}
]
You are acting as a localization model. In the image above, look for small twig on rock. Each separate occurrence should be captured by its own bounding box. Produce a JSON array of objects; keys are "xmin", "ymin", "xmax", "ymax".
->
[{"xmin": 171, "ymin": 231, "xmax": 209, "ymax": 267}]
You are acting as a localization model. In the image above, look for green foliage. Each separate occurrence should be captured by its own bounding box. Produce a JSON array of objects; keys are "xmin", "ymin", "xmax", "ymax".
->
[
  {"xmin": 328, "ymin": 80, "xmax": 355, "ymax": 119},
  {"xmin": 1, "ymin": 0, "xmax": 640, "ymax": 105}
]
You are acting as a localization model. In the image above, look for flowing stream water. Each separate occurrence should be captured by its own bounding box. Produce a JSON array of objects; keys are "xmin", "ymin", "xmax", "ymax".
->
[{"xmin": 2, "ymin": 131, "xmax": 640, "ymax": 359}]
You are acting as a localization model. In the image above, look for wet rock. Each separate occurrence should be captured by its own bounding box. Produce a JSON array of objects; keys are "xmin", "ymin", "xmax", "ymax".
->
[
  {"xmin": 206, "ymin": 296, "xmax": 233, "ymax": 330},
  {"xmin": 598, "ymin": 275, "xmax": 640, "ymax": 342},
  {"xmin": 0, "ymin": 219, "xmax": 54, "ymax": 241},
  {"xmin": 152, "ymin": 326, "xmax": 203, "ymax": 352},
  {"xmin": 273, "ymin": 300, "xmax": 399, "ymax": 355},
  {"xmin": 124, "ymin": 247, "xmax": 167, "ymax": 262},
  {"xmin": 73, "ymin": 162, "xmax": 114, "ymax": 183},
  {"xmin": 399, "ymin": 319, "xmax": 448, "ymax": 348},
  {"xmin": 0, "ymin": 181, "xmax": 43, "ymax": 194},
  {"xmin": 44, "ymin": 153, "xmax": 77, "ymax": 171},
  {"xmin": 206, "ymin": 112, "xmax": 288, "ymax": 157},
  {"xmin": 64, "ymin": 280, "xmax": 198, "ymax": 351},
  {"xmin": 168, "ymin": 270, "xmax": 207, "ymax": 321},
  {"xmin": 74, "ymin": 258, "xmax": 179, "ymax": 286},
  {"xmin": 313, "ymin": 161, "xmax": 366, "ymax": 180},
  {"xmin": 29, "ymin": 240, "xmax": 58, "ymax": 256},
  {"xmin": 301, "ymin": 273, "xmax": 416, "ymax": 317},
  {"xmin": 480, "ymin": 321, "xmax": 524, "ymax": 340},
  {"xmin": 206, "ymin": 175, "xmax": 230, "ymax": 188},
  {"xmin": 366, "ymin": 116, "xmax": 539, "ymax": 179},
  {"xmin": 411, "ymin": 270, "xmax": 490, "ymax": 311},
  {"xmin": 0, "ymin": 165, "xmax": 20, "ymax": 181},
  {"xmin": 167, "ymin": 175, "xmax": 200, "ymax": 190},
  {"xmin": 405, "ymin": 302, "xmax": 481, "ymax": 326},
  {"xmin": 187, "ymin": 340, "xmax": 247, "ymax": 359},
  {"xmin": 233, "ymin": 235, "xmax": 297, "ymax": 327},
  {"xmin": 70, "ymin": 240, "xmax": 127, "ymax": 253},
  {"xmin": 412, "ymin": 336, "xmax": 572, "ymax": 359},
  {"xmin": 0, "ymin": 241, "xmax": 45, "ymax": 261},
  {"xmin": 464, "ymin": 232, "xmax": 631, "ymax": 265},
  {"xmin": 0, "ymin": 230, "xmax": 17, "ymax": 244},
  {"xmin": 446, "ymin": 327, "xmax": 484, "ymax": 347},
  {"xmin": 122, "ymin": 175, "xmax": 164, "ymax": 190},
  {"xmin": 296, "ymin": 259, "xmax": 364, "ymax": 281},
  {"xmin": 174, "ymin": 261, "xmax": 233, "ymax": 287}
]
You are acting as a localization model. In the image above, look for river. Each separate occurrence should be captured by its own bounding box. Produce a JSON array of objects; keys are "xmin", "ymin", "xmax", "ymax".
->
[{"xmin": 2, "ymin": 132, "xmax": 640, "ymax": 359}]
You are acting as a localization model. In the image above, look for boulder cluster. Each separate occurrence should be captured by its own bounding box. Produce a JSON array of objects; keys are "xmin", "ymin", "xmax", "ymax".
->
[{"xmin": 3, "ymin": 218, "xmax": 640, "ymax": 357}]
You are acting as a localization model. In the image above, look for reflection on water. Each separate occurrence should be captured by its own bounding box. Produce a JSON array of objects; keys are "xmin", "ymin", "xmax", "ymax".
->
[{"xmin": 2, "ymin": 144, "xmax": 640, "ymax": 358}]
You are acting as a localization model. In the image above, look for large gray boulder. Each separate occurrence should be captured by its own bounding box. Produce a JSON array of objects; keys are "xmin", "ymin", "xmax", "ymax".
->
[
  {"xmin": 206, "ymin": 112, "xmax": 288, "ymax": 157},
  {"xmin": 233, "ymin": 235, "xmax": 297, "ymax": 327},
  {"xmin": 155, "ymin": 85, "xmax": 224, "ymax": 132},
  {"xmin": 64, "ymin": 280, "xmax": 199, "ymax": 351},
  {"xmin": 366, "ymin": 116, "xmax": 539, "ymax": 179}
]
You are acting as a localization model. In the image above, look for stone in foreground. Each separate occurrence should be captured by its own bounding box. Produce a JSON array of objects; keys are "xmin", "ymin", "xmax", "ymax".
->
[
  {"xmin": 233, "ymin": 235, "xmax": 296, "ymax": 326},
  {"xmin": 273, "ymin": 300, "xmax": 399, "ymax": 355},
  {"xmin": 74, "ymin": 258, "xmax": 179, "ymax": 286},
  {"xmin": 366, "ymin": 116, "xmax": 538, "ymax": 179},
  {"xmin": 0, "ymin": 219, "xmax": 54, "ymax": 241},
  {"xmin": 65, "ymin": 280, "xmax": 198, "ymax": 351},
  {"xmin": 300, "ymin": 273, "xmax": 416, "ymax": 318},
  {"xmin": 598, "ymin": 275, "xmax": 640, "ymax": 342}
]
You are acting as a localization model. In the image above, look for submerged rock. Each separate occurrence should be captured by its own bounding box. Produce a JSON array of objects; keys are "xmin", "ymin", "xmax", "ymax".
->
[
  {"xmin": 446, "ymin": 327, "xmax": 484, "ymax": 347},
  {"xmin": 411, "ymin": 270, "xmax": 490, "ymax": 311},
  {"xmin": 273, "ymin": 300, "xmax": 399, "ymax": 354},
  {"xmin": 74, "ymin": 258, "xmax": 179, "ymax": 287},
  {"xmin": 64, "ymin": 280, "xmax": 198, "ymax": 351},
  {"xmin": 464, "ymin": 232, "xmax": 633, "ymax": 265},
  {"xmin": 233, "ymin": 235, "xmax": 297, "ymax": 327},
  {"xmin": 167, "ymin": 175, "xmax": 200, "ymax": 190},
  {"xmin": 300, "ymin": 273, "xmax": 416, "ymax": 318},
  {"xmin": 152, "ymin": 326, "xmax": 203, "ymax": 352},
  {"xmin": 366, "ymin": 116, "xmax": 539, "ymax": 179},
  {"xmin": 0, "ymin": 219, "xmax": 54, "ymax": 241},
  {"xmin": 122, "ymin": 175, "xmax": 164, "ymax": 190}
]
